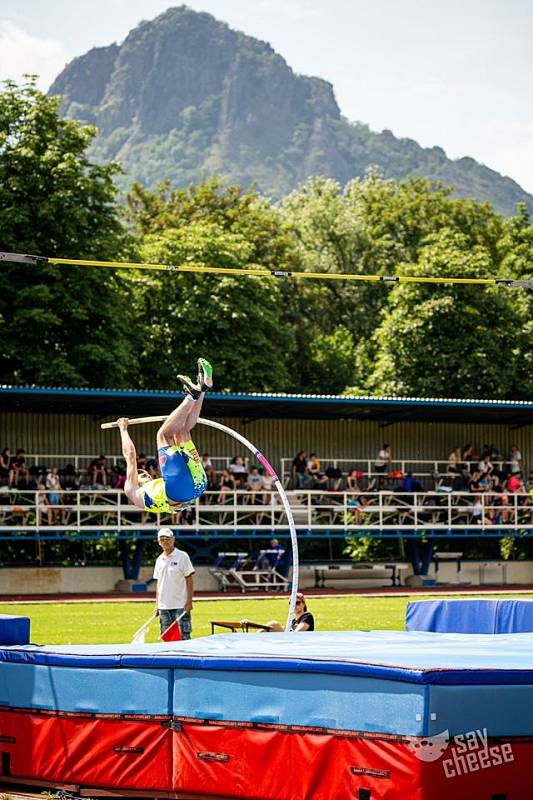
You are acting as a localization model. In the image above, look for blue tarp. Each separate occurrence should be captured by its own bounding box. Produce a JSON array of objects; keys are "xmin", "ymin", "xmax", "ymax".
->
[
  {"xmin": 406, "ymin": 599, "xmax": 533, "ymax": 634},
  {"xmin": 0, "ymin": 614, "xmax": 30, "ymax": 646}
]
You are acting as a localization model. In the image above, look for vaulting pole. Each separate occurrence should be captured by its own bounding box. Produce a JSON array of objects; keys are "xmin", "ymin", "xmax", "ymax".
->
[{"xmin": 102, "ymin": 415, "xmax": 300, "ymax": 632}]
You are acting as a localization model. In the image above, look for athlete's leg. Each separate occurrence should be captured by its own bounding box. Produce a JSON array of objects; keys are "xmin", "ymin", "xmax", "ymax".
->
[{"xmin": 157, "ymin": 395, "xmax": 200, "ymax": 449}]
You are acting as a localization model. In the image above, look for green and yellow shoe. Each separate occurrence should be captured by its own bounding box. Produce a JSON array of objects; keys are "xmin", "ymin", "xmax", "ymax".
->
[
  {"xmin": 177, "ymin": 374, "xmax": 202, "ymax": 400},
  {"xmin": 197, "ymin": 357, "xmax": 213, "ymax": 391}
]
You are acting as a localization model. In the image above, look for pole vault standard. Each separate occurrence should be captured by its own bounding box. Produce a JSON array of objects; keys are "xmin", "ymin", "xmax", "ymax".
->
[{"xmin": 102, "ymin": 415, "xmax": 300, "ymax": 633}]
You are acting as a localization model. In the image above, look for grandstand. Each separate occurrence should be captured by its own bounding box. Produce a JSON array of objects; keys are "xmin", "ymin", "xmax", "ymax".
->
[{"xmin": 1, "ymin": 386, "xmax": 533, "ymax": 589}]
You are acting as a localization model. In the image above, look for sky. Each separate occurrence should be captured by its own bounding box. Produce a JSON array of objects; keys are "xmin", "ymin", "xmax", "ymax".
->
[{"xmin": 1, "ymin": 0, "xmax": 532, "ymax": 193}]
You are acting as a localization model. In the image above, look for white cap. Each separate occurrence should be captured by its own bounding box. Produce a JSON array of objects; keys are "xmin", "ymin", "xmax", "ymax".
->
[{"xmin": 157, "ymin": 527, "xmax": 175, "ymax": 540}]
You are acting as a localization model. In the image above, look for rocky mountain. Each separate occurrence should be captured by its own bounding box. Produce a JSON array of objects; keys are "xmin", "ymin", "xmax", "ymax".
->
[{"xmin": 49, "ymin": 5, "xmax": 533, "ymax": 216}]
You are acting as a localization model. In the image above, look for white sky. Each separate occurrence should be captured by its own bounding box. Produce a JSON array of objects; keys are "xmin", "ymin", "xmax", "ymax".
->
[{"xmin": 1, "ymin": 0, "xmax": 532, "ymax": 193}]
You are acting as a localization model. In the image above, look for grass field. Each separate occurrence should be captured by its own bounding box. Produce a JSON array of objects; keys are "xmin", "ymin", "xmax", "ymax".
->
[{"xmin": 2, "ymin": 592, "xmax": 533, "ymax": 644}]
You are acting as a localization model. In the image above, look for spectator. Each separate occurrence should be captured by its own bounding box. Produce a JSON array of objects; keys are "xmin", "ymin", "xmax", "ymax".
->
[
  {"xmin": 345, "ymin": 493, "xmax": 366, "ymax": 524},
  {"xmin": 247, "ymin": 466, "xmax": 264, "ymax": 503},
  {"xmin": 374, "ymin": 444, "xmax": 391, "ymax": 484},
  {"xmin": 0, "ymin": 447, "xmax": 10, "ymax": 485},
  {"xmin": 509, "ymin": 446, "xmax": 522, "ymax": 476},
  {"xmin": 202, "ymin": 453, "xmax": 217, "ymax": 487},
  {"xmin": 447, "ymin": 447, "xmax": 462, "ymax": 474},
  {"xmin": 307, "ymin": 453, "xmax": 327, "ymax": 487},
  {"xmin": 461, "ymin": 444, "xmax": 474, "ymax": 464},
  {"xmin": 260, "ymin": 469, "xmax": 276, "ymax": 505},
  {"xmin": 468, "ymin": 472, "xmax": 483, "ymax": 493},
  {"xmin": 346, "ymin": 469, "xmax": 364, "ymax": 492},
  {"xmin": 35, "ymin": 482, "xmax": 48, "ymax": 526},
  {"xmin": 267, "ymin": 593, "xmax": 315, "ymax": 632},
  {"xmin": 218, "ymin": 469, "xmax": 236, "ymax": 503},
  {"xmin": 60, "ymin": 463, "xmax": 79, "ymax": 490},
  {"xmin": 403, "ymin": 471, "xmax": 423, "ymax": 492},
  {"xmin": 145, "ymin": 456, "xmax": 159, "ymax": 479},
  {"xmin": 477, "ymin": 454, "xmax": 494, "ymax": 478},
  {"xmin": 136, "ymin": 453, "xmax": 147, "ymax": 472},
  {"xmin": 153, "ymin": 528, "xmax": 194, "ymax": 640},
  {"xmin": 45, "ymin": 466, "xmax": 64, "ymax": 524},
  {"xmin": 112, "ymin": 461, "xmax": 127, "ymax": 490},
  {"xmin": 508, "ymin": 472, "xmax": 522, "ymax": 493},
  {"xmin": 89, "ymin": 455, "xmax": 108, "ymax": 487},
  {"xmin": 291, "ymin": 450, "xmax": 312, "ymax": 489},
  {"xmin": 9, "ymin": 449, "xmax": 29, "ymax": 488},
  {"xmin": 257, "ymin": 537, "xmax": 284, "ymax": 569},
  {"xmin": 490, "ymin": 443, "xmax": 502, "ymax": 460},
  {"xmin": 228, "ymin": 456, "xmax": 247, "ymax": 487}
]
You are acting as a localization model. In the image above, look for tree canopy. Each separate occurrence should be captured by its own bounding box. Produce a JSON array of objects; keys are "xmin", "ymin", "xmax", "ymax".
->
[{"xmin": 1, "ymin": 80, "xmax": 532, "ymax": 398}]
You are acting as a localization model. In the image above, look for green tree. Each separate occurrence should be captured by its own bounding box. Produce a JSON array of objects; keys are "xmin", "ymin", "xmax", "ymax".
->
[
  {"xmin": 360, "ymin": 230, "xmax": 522, "ymax": 397},
  {"xmin": 0, "ymin": 78, "xmax": 135, "ymax": 386},
  {"xmin": 125, "ymin": 179, "xmax": 296, "ymax": 390}
]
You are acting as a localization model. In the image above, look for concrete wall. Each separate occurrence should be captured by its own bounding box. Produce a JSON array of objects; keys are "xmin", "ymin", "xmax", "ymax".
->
[
  {"xmin": 1, "ymin": 561, "xmax": 532, "ymax": 595},
  {"xmin": 0, "ymin": 565, "xmax": 219, "ymax": 595}
]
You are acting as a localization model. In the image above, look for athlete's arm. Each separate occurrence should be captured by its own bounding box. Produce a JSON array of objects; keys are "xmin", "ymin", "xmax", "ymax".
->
[{"xmin": 118, "ymin": 418, "xmax": 144, "ymax": 509}]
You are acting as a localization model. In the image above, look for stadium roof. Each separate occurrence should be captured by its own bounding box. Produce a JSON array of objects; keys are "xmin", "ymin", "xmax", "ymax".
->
[{"xmin": 1, "ymin": 385, "xmax": 533, "ymax": 427}]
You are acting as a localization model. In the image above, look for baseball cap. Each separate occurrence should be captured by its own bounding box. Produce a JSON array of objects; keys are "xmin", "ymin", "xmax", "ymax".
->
[
  {"xmin": 291, "ymin": 592, "xmax": 305, "ymax": 603},
  {"xmin": 157, "ymin": 527, "xmax": 175, "ymax": 540}
]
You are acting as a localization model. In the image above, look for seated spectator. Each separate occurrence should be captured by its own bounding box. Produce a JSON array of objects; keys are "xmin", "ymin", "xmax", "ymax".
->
[
  {"xmin": 218, "ymin": 469, "xmax": 237, "ymax": 503},
  {"xmin": 229, "ymin": 456, "xmax": 247, "ymax": 486},
  {"xmin": 45, "ymin": 466, "xmax": 64, "ymax": 524},
  {"xmin": 346, "ymin": 469, "xmax": 364, "ymax": 492},
  {"xmin": 490, "ymin": 443, "xmax": 502, "ymax": 460},
  {"xmin": 59, "ymin": 463, "xmax": 79, "ymax": 490},
  {"xmin": 477, "ymin": 454, "xmax": 494, "ymax": 477},
  {"xmin": 89, "ymin": 455, "xmax": 108, "ymax": 487},
  {"xmin": 112, "ymin": 461, "xmax": 127, "ymax": 490},
  {"xmin": 345, "ymin": 493, "xmax": 367, "ymax": 524},
  {"xmin": 403, "ymin": 471, "xmax": 423, "ymax": 492},
  {"xmin": 461, "ymin": 443, "xmax": 474, "ymax": 464},
  {"xmin": 136, "ymin": 453, "xmax": 147, "ymax": 472},
  {"xmin": 266, "ymin": 593, "xmax": 315, "ymax": 632},
  {"xmin": 291, "ymin": 450, "xmax": 312, "ymax": 489},
  {"xmin": 35, "ymin": 482, "xmax": 48, "ymax": 526},
  {"xmin": 201, "ymin": 453, "xmax": 217, "ymax": 488},
  {"xmin": 9, "ymin": 449, "xmax": 29, "ymax": 488},
  {"xmin": 307, "ymin": 453, "xmax": 328, "ymax": 488},
  {"xmin": 374, "ymin": 444, "xmax": 392, "ymax": 482},
  {"xmin": 508, "ymin": 472, "xmax": 522, "ymax": 493},
  {"xmin": 447, "ymin": 447, "xmax": 462, "ymax": 474},
  {"xmin": 509, "ymin": 445, "xmax": 522, "ymax": 476},
  {"xmin": 468, "ymin": 472, "xmax": 483, "ymax": 493},
  {"xmin": 0, "ymin": 447, "xmax": 11, "ymax": 485},
  {"xmin": 246, "ymin": 466, "xmax": 264, "ymax": 503},
  {"xmin": 260, "ymin": 470, "xmax": 276, "ymax": 505},
  {"xmin": 257, "ymin": 537, "xmax": 284, "ymax": 569},
  {"xmin": 145, "ymin": 456, "xmax": 159, "ymax": 479}
]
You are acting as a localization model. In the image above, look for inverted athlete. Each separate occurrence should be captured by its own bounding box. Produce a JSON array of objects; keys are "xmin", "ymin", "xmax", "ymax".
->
[{"xmin": 118, "ymin": 358, "xmax": 213, "ymax": 514}]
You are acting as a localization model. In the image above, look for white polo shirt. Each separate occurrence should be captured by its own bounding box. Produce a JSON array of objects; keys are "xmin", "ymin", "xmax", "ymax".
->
[{"xmin": 153, "ymin": 547, "xmax": 195, "ymax": 610}]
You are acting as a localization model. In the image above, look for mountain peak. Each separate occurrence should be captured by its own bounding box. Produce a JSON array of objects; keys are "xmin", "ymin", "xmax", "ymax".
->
[{"xmin": 49, "ymin": 6, "xmax": 532, "ymax": 214}]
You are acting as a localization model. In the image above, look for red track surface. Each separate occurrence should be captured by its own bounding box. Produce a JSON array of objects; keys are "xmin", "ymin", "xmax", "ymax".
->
[{"xmin": 1, "ymin": 585, "xmax": 533, "ymax": 602}]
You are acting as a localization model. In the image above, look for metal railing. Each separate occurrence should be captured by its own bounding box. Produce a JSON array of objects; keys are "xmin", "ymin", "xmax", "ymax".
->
[
  {"xmin": 281, "ymin": 458, "xmax": 519, "ymax": 483},
  {"xmin": 0, "ymin": 489, "xmax": 532, "ymax": 538},
  {"xmin": 16, "ymin": 454, "xmax": 250, "ymax": 472}
]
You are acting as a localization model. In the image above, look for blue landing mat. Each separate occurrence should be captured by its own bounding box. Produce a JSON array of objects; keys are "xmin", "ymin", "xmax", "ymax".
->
[{"xmin": 2, "ymin": 631, "xmax": 533, "ymax": 736}]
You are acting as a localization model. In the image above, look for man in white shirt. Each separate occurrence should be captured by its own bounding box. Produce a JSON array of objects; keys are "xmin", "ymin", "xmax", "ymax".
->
[{"xmin": 153, "ymin": 527, "xmax": 195, "ymax": 639}]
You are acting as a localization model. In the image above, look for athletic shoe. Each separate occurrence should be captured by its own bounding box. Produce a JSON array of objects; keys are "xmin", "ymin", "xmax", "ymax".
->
[
  {"xmin": 197, "ymin": 357, "xmax": 213, "ymax": 391},
  {"xmin": 177, "ymin": 374, "xmax": 202, "ymax": 400}
]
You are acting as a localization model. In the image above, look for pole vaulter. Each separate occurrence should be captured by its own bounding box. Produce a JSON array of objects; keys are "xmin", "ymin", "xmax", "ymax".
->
[{"xmin": 101, "ymin": 402, "xmax": 300, "ymax": 633}]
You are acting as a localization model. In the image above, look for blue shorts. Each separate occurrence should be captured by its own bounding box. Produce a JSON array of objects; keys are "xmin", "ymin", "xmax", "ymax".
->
[{"xmin": 158, "ymin": 443, "xmax": 207, "ymax": 503}]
